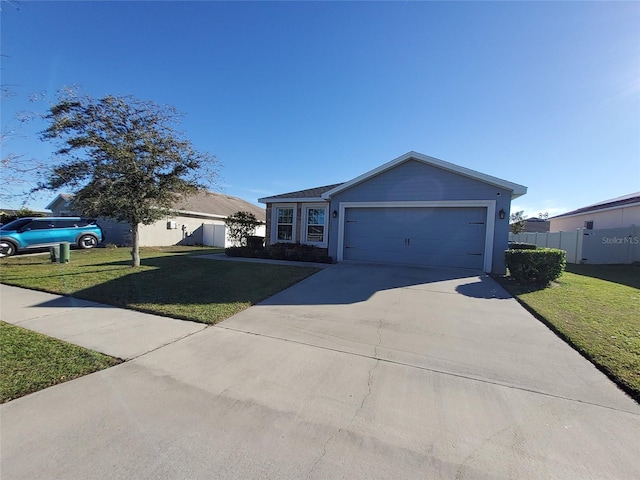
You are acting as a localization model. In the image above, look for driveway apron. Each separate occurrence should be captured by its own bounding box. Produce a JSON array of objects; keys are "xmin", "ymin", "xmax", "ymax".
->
[{"xmin": 2, "ymin": 262, "xmax": 638, "ymax": 479}]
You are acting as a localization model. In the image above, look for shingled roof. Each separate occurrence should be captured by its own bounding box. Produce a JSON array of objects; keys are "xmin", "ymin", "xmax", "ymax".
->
[
  {"xmin": 49, "ymin": 191, "xmax": 265, "ymax": 222},
  {"xmin": 176, "ymin": 191, "xmax": 265, "ymax": 221},
  {"xmin": 552, "ymin": 192, "xmax": 640, "ymax": 219},
  {"xmin": 258, "ymin": 183, "xmax": 344, "ymax": 203}
]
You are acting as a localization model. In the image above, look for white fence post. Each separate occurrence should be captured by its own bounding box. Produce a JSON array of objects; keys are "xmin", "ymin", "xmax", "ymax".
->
[{"xmin": 576, "ymin": 228, "xmax": 584, "ymax": 264}]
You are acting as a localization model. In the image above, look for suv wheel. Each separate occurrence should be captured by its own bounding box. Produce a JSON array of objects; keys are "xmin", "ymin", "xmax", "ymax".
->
[
  {"xmin": 0, "ymin": 240, "xmax": 17, "ymax": 257},
  {"xmin": 78, "ymin": 235, "xmax": 98, "ymax": 249}
]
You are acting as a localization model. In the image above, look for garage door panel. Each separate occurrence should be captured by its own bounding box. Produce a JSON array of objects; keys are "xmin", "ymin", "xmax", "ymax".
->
[{"xmin": 344, "ymin": 207, "xmax": 486, "ymax": 269}]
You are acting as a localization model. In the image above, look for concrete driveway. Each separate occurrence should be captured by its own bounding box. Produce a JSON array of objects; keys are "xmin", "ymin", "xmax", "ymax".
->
[{"xmin": 2, "ymin": 262, "xmax": 639, "ymax": 479}]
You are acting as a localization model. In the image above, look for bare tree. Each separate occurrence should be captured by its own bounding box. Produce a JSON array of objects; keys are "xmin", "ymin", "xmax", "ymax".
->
[{"xmin": 509, "ymin": 210, "xmax": 527, "ymax": 234}]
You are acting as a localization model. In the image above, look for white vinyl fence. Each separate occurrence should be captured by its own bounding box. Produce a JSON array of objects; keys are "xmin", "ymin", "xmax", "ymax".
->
[
  {"xmin": 510, "ymin": 226, "xmax": 640, "ymax": 265},
  {"xmin": 202, "ymin": 223, "xmax": 227, "ymax": 247}
]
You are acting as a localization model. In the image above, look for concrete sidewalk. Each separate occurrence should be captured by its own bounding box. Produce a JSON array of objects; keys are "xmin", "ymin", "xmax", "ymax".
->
[{"xmin": 0, "ymin": 284, "xmax": 206, "ymax": 359}]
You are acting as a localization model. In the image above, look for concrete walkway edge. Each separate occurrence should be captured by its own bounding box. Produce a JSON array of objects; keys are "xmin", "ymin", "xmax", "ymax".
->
[{"xmin": 0, "ymin": 284, "xmax": 206, "ymax": 359}]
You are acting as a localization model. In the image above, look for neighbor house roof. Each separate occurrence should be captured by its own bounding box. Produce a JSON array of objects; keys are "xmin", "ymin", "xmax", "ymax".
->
[
  {"xmin": 47, "ymin": 191, "xmax": 265, "ymax": 222},
  {"xmin": 551, "ymin": 192, "xmax": 640, "ymax": 219},
  {"xmin": 0, "ymin": 209, "xmax": 50, "ymax": 217},
  {"xmin": 523, "ymin": 217, "xmax": 550, "ymax": 233},
  {"xmin": 259, "ymin": 151, "xmax": 527, "ymax": 204},
  {"xmin": 176, "ymin": 191, "xmax": 265, "ymax": 221}
]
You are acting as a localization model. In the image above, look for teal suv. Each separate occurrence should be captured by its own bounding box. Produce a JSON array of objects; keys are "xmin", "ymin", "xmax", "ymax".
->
[{"xmin": 0, "ymin": 217, "xmax": 104, "ymax": 256}]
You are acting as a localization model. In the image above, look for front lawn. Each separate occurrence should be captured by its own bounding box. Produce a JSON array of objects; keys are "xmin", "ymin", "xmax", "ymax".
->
[
  {"xmin": 0, "ymin": 246, "xmax": 320, "ymax": 324},
  {"xmin": 0, "ymin": 321, "xmax": 121, "ymax": 403},
  {"xmin": 498, "ymin": 264, "xmax": 640, "ymax": 402}
]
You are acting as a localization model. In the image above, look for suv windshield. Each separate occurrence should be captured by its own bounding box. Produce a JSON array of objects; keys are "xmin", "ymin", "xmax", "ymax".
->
[{"xmin": 0, "ymin": 218, "xmax": 33, "ymax": 231}]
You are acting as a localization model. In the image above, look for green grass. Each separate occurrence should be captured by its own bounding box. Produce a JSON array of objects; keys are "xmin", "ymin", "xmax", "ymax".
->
[
  {"xmin": 0, "ymin": 246, "xmax": 320, "ymax": 324},
  {"xmin": 0, "ymin": 321, "xmax": 121, "ymax": 403},
  {"xmin": 498, "ymin": 264, "xmax": 640, "ymax": 401}
]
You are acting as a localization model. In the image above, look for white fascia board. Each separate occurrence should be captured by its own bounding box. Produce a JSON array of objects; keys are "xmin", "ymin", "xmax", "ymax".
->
[
  {"xmin": 322, "ymin": 151, "xmax": 527, "ymax": 200},
  {"xmin": 174, "ymin": 210, "xmax": 250, "ymax": 222},
  {"xmin": 258, "ymin": 197, "xmax": 325, "ymax": 204}
]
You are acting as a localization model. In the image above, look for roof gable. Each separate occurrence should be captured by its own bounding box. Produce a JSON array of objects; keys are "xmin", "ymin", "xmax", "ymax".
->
[
  {"xmin": 45, "ymin": 193, "xmax": 74, "ymax": 211},
  {"xmin": 322, "ymin": 152, "xmax": 526, "ymax": 200}
]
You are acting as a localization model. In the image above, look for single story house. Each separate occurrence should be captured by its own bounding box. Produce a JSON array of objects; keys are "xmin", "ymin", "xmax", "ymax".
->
[
  {"xmin": 549, "ymin": 192, "xmax": 640, "ymax": 232},
  {"xmin": 259, "ymin": 151, "xmax": 527, "ymax": 273},
  {"xmin": 46, "ymin": 191, "xmax": 266, "ymax": 247},
  {"xmin": 522, "ymin": 217, "xmax": 550, "ymax": 233}
]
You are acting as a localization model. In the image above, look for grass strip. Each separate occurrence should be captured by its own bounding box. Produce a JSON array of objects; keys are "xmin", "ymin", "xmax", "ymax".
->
[
  {"xmin": 0, "ymin": 321, "xmax": 121, "ymax": 403},
  {"xmin": 497, "ymin": 264, "xmax": 640, "ymax": 402},
  {"xmin": 0, "ymin": 246, "xmax": 320, "ymax": 324}
]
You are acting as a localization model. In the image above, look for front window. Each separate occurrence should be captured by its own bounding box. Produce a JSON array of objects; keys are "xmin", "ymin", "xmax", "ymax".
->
[
  {"xmin": 306, "ymin": 208, "xmax": 325, "ymax": 243},
  {"xmin": 276, "ymin": 207, "xmax": 294, "ymax": 241}
]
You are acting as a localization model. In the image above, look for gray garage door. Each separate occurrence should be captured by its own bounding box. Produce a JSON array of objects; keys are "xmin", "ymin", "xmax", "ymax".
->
[{"xmin": 343, "ymin": 207, "xmax": 486, "ymax": 270}]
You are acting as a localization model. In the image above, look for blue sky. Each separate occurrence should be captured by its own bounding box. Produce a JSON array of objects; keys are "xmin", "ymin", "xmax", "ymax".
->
[{"xmin": 2, "ymin": 1, "xmax": 639, "ymax": 218}]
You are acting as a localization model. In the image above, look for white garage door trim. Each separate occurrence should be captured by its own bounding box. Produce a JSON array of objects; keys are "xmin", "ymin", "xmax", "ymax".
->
[{"xmin": 337, "ymin": 201, "xmax": 496, "ymax": 272}]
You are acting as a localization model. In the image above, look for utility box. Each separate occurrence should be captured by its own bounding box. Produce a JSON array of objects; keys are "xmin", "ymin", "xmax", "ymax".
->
[
  {"xmin": 167, "ymin": 221, "xmax": 177, "ymax": 230},
  {"xmin": 49, "ymin": 245, "xmax": 59, "ymax": 262}
]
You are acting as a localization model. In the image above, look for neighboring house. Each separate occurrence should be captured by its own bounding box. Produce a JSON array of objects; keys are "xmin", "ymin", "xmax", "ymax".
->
[
  {"xmin": 549, "ymin": 192, "xmax": 640, "ymax": 232},
  {"xmin": 45, "ymin": 193, "xmax": 75, "ymax": 216},
  {"xmin": 0, "ymin": 209, "xmax": 50, "ymax": 223},
  {"xmin": 46, "ymin": 191, "xmax": 266, "ymax": 247},
  {"xmin": 522, "ymin": 217, "xmax": 550, "ymax": 233},
  {"xmin": 259, "ymin": 151, "xmax": 527, "ymax": 273}
]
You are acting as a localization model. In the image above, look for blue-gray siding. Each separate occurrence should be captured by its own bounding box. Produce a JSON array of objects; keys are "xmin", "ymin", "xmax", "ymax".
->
[{"xmin": 327, "ymin": 160, "xmax": 512, "ymax": 273}]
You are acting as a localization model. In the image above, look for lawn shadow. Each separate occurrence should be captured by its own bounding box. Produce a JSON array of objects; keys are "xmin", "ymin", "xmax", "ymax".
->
[
  {"xmin": 59, "ymin": 255, "xmax": 321, "ymax": 322},
  {"xmin": 72, "ymin": 257, "xmax": 499, "ymax": 311},
  {"xmin": 565, "ymin": 264, "xmax": 640, "ymax": 290},
  {"xmin": 34, "ymin": 295, "xmax": 115, "ymax": 309},
  {"xmin": 87, "ymin": 247, "xmax": 226, "ymax": 268}
]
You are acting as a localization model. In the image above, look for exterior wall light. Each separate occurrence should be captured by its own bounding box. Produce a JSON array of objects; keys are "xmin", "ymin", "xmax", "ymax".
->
[
  {"xmin": 499, "ymin": 208, "xmax": 506, "ymax": 220},
  {"xmin": 332, "ymin": 210, "xmax": 338, "ymax": 218}
]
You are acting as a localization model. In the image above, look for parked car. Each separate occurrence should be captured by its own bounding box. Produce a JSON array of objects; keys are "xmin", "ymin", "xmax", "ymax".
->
[{"xmin": 0, "ymin": 217, "xmax": 104, "ymax": 256}]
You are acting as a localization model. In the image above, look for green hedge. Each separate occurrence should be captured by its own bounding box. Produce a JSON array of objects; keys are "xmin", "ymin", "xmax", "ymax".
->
[
  {"xmin": 505, "ymin": 248, "xmax": 566, "ymax": 285},
  {"xmin": 225, "ymin": 242, "xmax": 332, "ymax": 264}
]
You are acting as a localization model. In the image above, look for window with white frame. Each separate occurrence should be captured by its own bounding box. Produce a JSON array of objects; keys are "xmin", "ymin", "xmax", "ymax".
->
[
  {"xmin": 275, "ymin": 206, "xmax": 295, "ymax": 242},
  {"xmin": 303, "ymin": 205, "xmax": 327, "ymax": 246}
]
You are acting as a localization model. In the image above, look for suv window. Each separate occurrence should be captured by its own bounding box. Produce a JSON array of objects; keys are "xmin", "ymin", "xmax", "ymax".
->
[
  {"xmin": 53, "ymin": 220, "xmax": 81, "ymax": 228},
  {"xmin": 26, "ymin": 220, "xmax": 55, "ymax": 230}
]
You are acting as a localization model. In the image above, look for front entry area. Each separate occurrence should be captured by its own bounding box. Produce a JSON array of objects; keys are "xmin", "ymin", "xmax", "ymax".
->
[{"xmin": 342, "ymin": 206, "xmax": 487, "ymax": 270}]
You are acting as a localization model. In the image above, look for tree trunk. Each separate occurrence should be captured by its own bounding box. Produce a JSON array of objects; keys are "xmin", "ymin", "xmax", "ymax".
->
[{"xmin": 131, "ymin": 223, "xmax": 141, "ymax": 267}]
